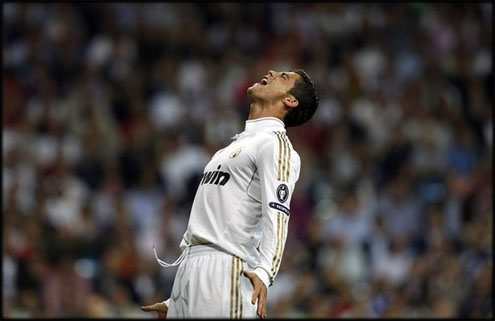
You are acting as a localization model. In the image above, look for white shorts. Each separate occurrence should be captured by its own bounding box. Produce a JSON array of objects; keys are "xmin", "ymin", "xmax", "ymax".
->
[{"xmin": 167, "ymin": 244, "xmax": 258, "ymax": 318}]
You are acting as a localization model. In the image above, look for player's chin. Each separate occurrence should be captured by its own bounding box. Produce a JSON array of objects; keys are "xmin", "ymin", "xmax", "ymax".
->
[
  {"xmin": 247, "ymin": 83, "xmax": 259, "ymax": 92},
  {"xmin": 247, "ymin": 83, "xmax": 259, "ymax": 96}
]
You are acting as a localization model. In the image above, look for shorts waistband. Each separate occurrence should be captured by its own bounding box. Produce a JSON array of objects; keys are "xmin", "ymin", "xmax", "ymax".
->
[
  {"xmin": 154, "ymin": 243, "xmax": 241, "ymax": 268},
  {"xmin": 188, "ymin": 244, "xmax": 230, "ymax": 257}
]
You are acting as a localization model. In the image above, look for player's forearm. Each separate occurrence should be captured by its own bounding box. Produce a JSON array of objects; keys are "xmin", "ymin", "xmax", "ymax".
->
[{"xmin": 255, "ymin": 211, "xmax": 290, "ymax": 288}]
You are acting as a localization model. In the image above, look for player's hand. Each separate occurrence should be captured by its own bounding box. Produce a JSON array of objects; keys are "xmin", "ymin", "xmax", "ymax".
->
[
  {"xmin": 243, "ymin": 271, "xmax": 267, "ymax": 318},
  {"xmin": 141, "ymin": 301, "xmax": 168, "ymax": 319}
]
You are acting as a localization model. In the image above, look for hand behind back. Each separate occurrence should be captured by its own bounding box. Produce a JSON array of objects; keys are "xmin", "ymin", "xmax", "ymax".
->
[{"xmin": 141, "ymin": 301, "xmax": 168, "ymax": 319}]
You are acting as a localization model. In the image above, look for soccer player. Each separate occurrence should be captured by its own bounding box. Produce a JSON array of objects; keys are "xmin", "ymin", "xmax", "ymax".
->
[{"xmin": 141, "ymin": 69, "xmax": 319, "ymax": 318}]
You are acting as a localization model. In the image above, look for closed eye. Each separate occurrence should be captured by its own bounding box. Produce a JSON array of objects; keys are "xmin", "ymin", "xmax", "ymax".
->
[{"xmin": 281, "ymin": 72, "xmax": 288, "ymax": 80}]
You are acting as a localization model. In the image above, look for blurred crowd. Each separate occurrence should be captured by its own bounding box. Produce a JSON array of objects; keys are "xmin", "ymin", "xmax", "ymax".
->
[{"xmin": 2, "ymin": 2, "xmax": 493, "ymax": 318}]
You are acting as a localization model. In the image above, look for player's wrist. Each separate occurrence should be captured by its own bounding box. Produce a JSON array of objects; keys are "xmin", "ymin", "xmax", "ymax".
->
[
  {"xmin": 163, "ymin": 298, "xmax": 170, "ymax": 307},
  {"xmin": 253, "ymin": 267, "xmax": 270, "ymax": 289}
]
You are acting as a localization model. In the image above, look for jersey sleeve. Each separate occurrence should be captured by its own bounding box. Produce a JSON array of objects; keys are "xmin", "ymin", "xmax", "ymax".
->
[{"xmin": 252, "ymin": 132, "xmax": 300, "ymax": 289}]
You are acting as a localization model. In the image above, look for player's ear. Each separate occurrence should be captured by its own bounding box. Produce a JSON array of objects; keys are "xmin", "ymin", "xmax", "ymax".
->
[{"xmin": 282, "ymin": 94, "xmax": 299, "ymax": 108}]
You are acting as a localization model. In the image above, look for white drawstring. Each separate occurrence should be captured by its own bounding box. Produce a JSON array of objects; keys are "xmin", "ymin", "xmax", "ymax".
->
[{"xmin": 153, "ymin": 244, "xmax": 191, "ymax": 268}]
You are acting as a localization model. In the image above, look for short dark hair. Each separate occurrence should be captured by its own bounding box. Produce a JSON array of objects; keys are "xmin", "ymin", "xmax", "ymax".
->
[{"xmin": 284, "ymin": 69, "xmax": 319, "ymax": 127}]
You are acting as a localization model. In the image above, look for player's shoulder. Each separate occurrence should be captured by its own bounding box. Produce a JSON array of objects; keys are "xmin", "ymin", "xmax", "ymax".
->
[
  {"xmin": 276, "ymin": 131, "xmax": 300, "ymax": 164},
  {"xmin": 257, "ymin": 130, "xmax": 298, "ymax": 153},
  {"xmin": 273, "ymin": 130, "xmax": 297, "ymax": 150}
]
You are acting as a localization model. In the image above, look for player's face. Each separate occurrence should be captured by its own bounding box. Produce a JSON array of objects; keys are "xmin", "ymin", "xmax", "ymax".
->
[{"xmin": 247, "ymin": 70, "xmax": 301, "ymax": 103}]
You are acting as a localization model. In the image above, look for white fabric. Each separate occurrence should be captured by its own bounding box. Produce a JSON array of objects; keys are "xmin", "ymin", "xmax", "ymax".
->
[
  {"xmin": 156, "ymin": 116, "xmax": 301, "ymax": 299},
  {"xmin": 167, "ymin": 244, "xmax": 257, "ymax": 318}
]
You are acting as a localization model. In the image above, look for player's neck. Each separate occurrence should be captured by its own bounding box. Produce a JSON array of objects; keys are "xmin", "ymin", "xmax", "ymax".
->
[{"xmin": 248, "ymin": 102, "xmax": 285, "ymax": 122}]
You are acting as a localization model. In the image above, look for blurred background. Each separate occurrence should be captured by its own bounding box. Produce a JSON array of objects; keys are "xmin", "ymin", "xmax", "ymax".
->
[{"xmin": 2, "ymin": 2, "xmax": 493, "ymax": 318}]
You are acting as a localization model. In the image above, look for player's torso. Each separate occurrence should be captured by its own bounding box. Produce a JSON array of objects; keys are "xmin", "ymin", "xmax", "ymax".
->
[
  {"xmin": 184, "ymin": 132, "xmax": 271, "ymax": 256},
  {"xmin": 200, "ymin": 135, "xmax": 258, "ymax": 189}
]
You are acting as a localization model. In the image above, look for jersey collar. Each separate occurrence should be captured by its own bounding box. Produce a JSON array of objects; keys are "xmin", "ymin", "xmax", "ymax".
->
[{"xmin": 244, "ymin": 117, "xmax": 286, "ymax": 133}]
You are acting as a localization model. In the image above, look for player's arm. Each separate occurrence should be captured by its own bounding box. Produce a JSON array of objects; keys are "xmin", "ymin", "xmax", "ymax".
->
[
  {"xmin": 249, "ymin": 133, "xmax": 300, "ymax": 317},
  {"xmin": 254, "ymin": 134, "xmax": 298, "ymax": 287}
]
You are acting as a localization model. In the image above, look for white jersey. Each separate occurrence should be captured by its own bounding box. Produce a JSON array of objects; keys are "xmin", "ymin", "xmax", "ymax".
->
[{"xmin": 178, "ymin": 117, "xmax": 300, "ymax": 288}]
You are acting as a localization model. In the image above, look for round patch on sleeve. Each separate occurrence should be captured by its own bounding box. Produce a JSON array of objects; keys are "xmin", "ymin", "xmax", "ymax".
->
[{"xmin": 276, "ymin": 184, "xmax": 289, "ymax": 203}]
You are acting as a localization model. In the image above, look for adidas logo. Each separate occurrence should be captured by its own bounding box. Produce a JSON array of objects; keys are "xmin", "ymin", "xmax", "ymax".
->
[{"xmin": 200, "ymin": 165, "xmax": 230, "ymax": 186}]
